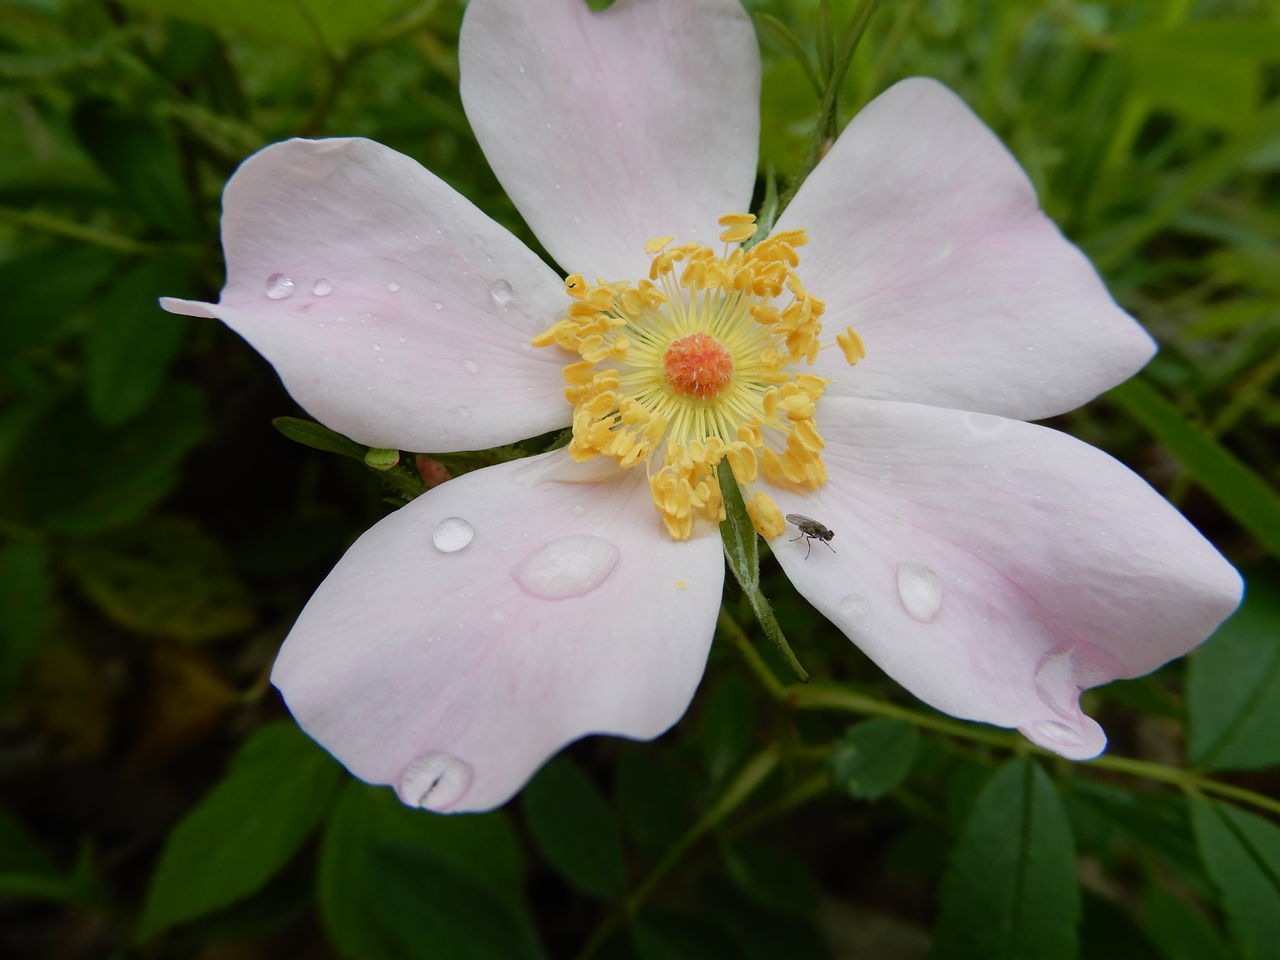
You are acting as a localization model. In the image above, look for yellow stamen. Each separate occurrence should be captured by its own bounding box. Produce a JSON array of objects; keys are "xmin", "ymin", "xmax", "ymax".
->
[{"xmin": 532, "ymin": 214, "xmax": 865, "ymax": 541}]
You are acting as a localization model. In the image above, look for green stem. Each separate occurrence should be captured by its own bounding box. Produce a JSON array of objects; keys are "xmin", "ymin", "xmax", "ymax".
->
[
  {"xmin": 720, "ymin": 609, "xmax": 1280, "ymax": 819},
  {"xmin": 575, "ymin": 746, "xmax": 780, "ymax": 960}
]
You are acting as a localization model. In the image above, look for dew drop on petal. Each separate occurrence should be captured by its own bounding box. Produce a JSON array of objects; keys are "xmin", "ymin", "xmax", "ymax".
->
[
  {"xmin": 397, "ymin": 751, "xmax": 472, "ymax": 810},
  {"xmin": 432, "ymin": 517, "xmax": 474, "ymax": 553},
  {"xmin": 838, "ymin": 593, "xmax": 870, "ymax": 618},
  {"xmin": 265, "ymin": 273, "xmax": 295, "ymax": 299},
  {"xmin": 387, "ymin": 280, "xmax": 401, "ymax": 293},
  {"xmin": 432, "ymin": 301, "xmax": 444, "ymax": 311},
  {"xmin": 896, "ymin": 561, "xmax": 942, "ymax": 623},
  {"xmin": 488, "ymin": 607, "xmax": 506, "ymax": 622},
  {"xmin": 489, "ymin": 279, "xmax": 513, "ymax": 304},
  {"xmin": 570, "ymin": 504, "xmax": 586, "ymax": 517},
  {"xmin": 461, "ymin": 358, "xmax": 481, "ymax": 375},
  {"xmin": 311, "ymin": 278, "xmax": 333, "ymax": 296},
  {"xmin": 965, "ymin": 412, "xmax": 1005, "ymax": 435},
  {"xmin": 512, "ymin": 535, "xmax": 619, "ymax": 601}
]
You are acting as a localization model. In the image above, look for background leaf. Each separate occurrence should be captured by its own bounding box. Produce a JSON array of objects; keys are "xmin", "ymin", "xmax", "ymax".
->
[
  {"xmin": 930, "ymin": 757, "xmax": 1080, "ymax": 960},
  {"xmin": 1187, "ymin": 569, "xmax": 1280, "ymax": 770},
  {"xmin": 522, "ymin": 754, "xmax": 627, "ymax": 900},
  {"xmin": 139, "ymin": 721, "xmax": 342, "ymax": 940},
  {"xmin": 319, "ymin": 781, "xmax": 543, "ymax": 960}
]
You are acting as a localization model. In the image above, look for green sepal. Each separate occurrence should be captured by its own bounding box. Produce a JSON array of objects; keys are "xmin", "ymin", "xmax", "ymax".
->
[
  {"xmin": 716, "ymin": 462, "xmax": 809, "ymax": 682},
  {"xmin": 271, "ymin": 417, "xmax": 366, "ymax": 460}
]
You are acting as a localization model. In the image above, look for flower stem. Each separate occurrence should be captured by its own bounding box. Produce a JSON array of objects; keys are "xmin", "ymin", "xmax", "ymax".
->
[
  {"xmin": 719, "ymin": 608, "xmax": 1280, "ymax": 819},
  {"xmin": 574, "ymin": 746, "xmax": 780, "ymax": 960}
]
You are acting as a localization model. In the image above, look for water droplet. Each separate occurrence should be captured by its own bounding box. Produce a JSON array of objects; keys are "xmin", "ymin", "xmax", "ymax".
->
[
  {"xmin": 432, "ymin": 517, "xmax": 474, "ymax": 553},
  {"xmin": 488, "ymin": 607, "xmax": 506, "ymax": 622},
  {"xmin": 432, "ymin": 301, "xmax": 444, "ymax": 311},
  {"xmin": 490, "ymin": 279, "xmax": 513, "ymax": 304},
  {"xmin": 1030, "ymin": 719, "xmax": 1085, "ymax": 749},
  {"xmin": 456, "ymin": 407, "xmax": 471, "ymax": 419},
  {"xmin": 512, "ymin": 535, "xmax": 619, "ymax": 600},
  {"xmin": 965, "ymin": 412, "xmax": 1005, "ymax": 434},
  {"xmin": 570, "ymin": 504, "xmax": 586, "ymax": 516},
  {"xmin": 397, "ymin": 751, "xmax": 472, "ymax": 810},
  {"xmin": 265, "ymin": 273, "xmax": 295, "ymax": 299},
  {"xmin": 470, "ymin": 233, "xmax": 486, "ymax": 249},
  {"xmin": 372, "ymin": 343, "xmax": 382, "ymax": 351},
  {"xmin": 375, "ymin": 356, "xmax": 386, "ymax": 363},
  {"xmin": 461, "ymin": 358, "xmax": 481, "ymax": 375},
  {"xmin": 387, "ymin": 280, "xmax": 401, "ymax": 293},
  {"xmin": 396, "ymin": 335, "xmax": 407, "ymax": 343},
  {"xmin": 838, "ymin": 593, "xmax": 870, "ymax": 617},
  {"xmin": 896, "ymin": 562, "xmax": 942, "ymax": 623},
  {"xmin": 1033, "ymin": 650, "xmax": 1079, "ymax": 717},
  {"xmin": 311, "ymin": 278, "xmax": 333, "ymax": 296}
]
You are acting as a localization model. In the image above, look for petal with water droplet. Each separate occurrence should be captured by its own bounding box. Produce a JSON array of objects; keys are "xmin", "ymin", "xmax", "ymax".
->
[
  {"xmin": 767, "ymin": 396, "xmax": 1240, "ymax": 762},
  {"xmin": 272, "ymin": 450, "xmax": 724, "ymax": 812},
  {"xmin": 159, "ymin": 137, "xmax": 569, "ymax": 453}
]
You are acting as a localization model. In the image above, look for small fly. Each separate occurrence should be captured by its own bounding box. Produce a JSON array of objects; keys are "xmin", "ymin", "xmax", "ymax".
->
[{"xmin": 786, "ymin": 514, "xmax": 836, "ymax": 559}]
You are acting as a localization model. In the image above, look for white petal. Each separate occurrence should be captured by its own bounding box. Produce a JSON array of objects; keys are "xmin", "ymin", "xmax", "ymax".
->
[
  {"xmin": 460, "ymin": 0, "xmax": 760, "ymax": 280},
  {"xmin": 272, "ymin": 451, "xmax": 725, "ymax": 812},
  {"xmin": 779, "ymin": 78, "xmax": 1154, "ymax": 421},
  {"xmin": 163, "ymin": 138, "xmax": 569, "ymax": 452},
  {"xmin": 768, "ymin": 397, "xmax": 1241, "ymax": 758}
]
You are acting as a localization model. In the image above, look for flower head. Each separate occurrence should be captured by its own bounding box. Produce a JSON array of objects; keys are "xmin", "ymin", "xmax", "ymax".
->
[{"xmin": 163, "ymin": 0, "xmax": 1240, "ymax": 812}]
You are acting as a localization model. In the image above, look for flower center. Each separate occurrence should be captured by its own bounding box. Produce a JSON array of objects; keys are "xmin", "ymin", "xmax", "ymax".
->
[
  {"xmin": 532, "ymin": 213, "xmax": 867, "ymax": 541},
  {"xmin": 663, "ymin": 332, "xmax": 734, "ymax": 398}
]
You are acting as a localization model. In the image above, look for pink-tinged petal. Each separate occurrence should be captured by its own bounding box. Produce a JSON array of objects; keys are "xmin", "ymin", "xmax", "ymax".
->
[
  {"xmin": 778, "ymin": 78, "xmax": 1154, "ymax": 421},
  {"xmin": 271, "ymin": 451, "xmax": 724, "ymax": 812},
  {"xmin": 460, "ymin": 0, "xmax": 759, "ymax": 281},
  {"xmin": 161, "ymin": 138, "xmax": 569, "ymax": 452},
  {"xmin": 768, "ymin": 397, "xmax": 1241, "ymax": 758}
]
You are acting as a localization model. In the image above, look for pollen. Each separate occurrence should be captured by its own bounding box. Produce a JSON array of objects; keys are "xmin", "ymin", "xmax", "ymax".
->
[
  {"xmin": 663, "ymin": 332, "xmax": 734, "ymax": 398},
  {"xmin": 533, "ymin": 214, "xmax": 867, "ymax": 542}
]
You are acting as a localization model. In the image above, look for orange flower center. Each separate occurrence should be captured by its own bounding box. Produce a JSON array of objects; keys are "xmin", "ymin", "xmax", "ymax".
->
[{"xmin": 662, "ymin": 332, "xmax": 734, "ymax": 399}]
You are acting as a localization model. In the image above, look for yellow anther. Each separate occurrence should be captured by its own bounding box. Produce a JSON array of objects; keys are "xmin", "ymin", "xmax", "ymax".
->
[
  {"xmin": 532, "ymin": 215, "xmax": 848, "ymax": 541},
  {"xmin": 837, "ymin": 326, "xmax": 866, "ymax": 365},
  {"xmin": 745, "ymin": 491, "xmax": 786, "ymax": 539}
]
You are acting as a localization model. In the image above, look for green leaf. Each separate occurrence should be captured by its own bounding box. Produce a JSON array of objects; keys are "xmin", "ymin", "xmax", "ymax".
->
[
  {"xmin": 724, "ymin": 844, "xmax": 820, "ymax": 915},
  {"xmin": 1188, "ymin": 570, "xmax": 1280, "ymax": 770},
  {"xmin": 0, "ymin": 804, "xmax": 77, "ymax": 901},
  {"xmin": 614, "ymin": 748, "xmax": 695, "ymax": 855},
  {"xmin": 64, "ymin": 515, "xmax": 256, "ymax": 642},
  {"xmin": 85, "ymin": 255, "xmax": 191, "ymax": 425},
  {"xmin": 930, "ymin": 757, "xmax": 1080, "ymax": 960},
  {"xmin": 0, "ymin": 383, "xmax": 206, "ymax": 534},
  {"xmin": 522, "ymin": 754, "xmax": 626, "ymax": 900},
  {"xmin": 319, "ymin": 782, "xmax": 543, "ymax": 960},
  {"xmin": 701, "ymin": 672, "xmax": 755, "ymax": 785},
  {"xmin": 1141, "ymin": 883, "xmax": 1235, "ymax": 960},
  {"xmin": 829, "ymin": 717, "xmax": 919, "ymax": 801},
  {"xmin": 1065, "ymin": 782, "xmax": 1203, "ymax": 886},
  {"xmin": 138, "ymin": 722, "xmax": 342, "ymax": 940},
  {"xmin": 1079, "ymin": 893, "xmax": 1162, "ymax": 960},
  {"xmin": 271, "ymin": 416, "xmax": 366, "ymax": 461},
  {"xmin": 71, "ymin": 99, "xmax": 196, "ymax": 236},
  {"xmin": 755, "ymin": 13, "xmax": 822, "ymax": 98},
  {"xmin": 1106, "ymin": 377, "xmax": 1280, "ymax": 557},
  {"xmin": 1125, "ymin": 43, "xmax": 1257, "ymax": 130},
  {"xmin": 0, "ymin": 541, "xmax": 51, "ymax": 700},
  {"xmin": 0, "ymin": 245, "xmax": 117, "ymax": 355},
  {"xmin": 632, "ymin": 913, "xmax": 742, "ymax": 960},
  {"xmin": 1188, "ymin": 795, "xmax": 1280, "ymax": 960},
  {"xmin": 117, "ymin": 0, "xmax": 423, "ymax": 51}
]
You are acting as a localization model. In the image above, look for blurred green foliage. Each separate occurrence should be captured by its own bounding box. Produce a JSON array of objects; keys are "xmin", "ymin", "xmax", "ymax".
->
[{"xmin": 1, "ymin": 0, "xmax": 1279, "ymax": 957}]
